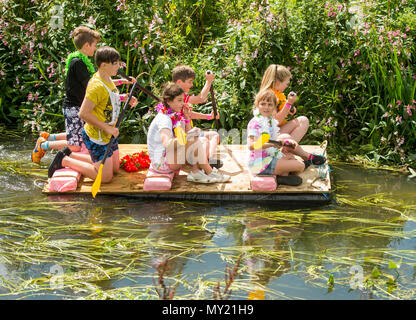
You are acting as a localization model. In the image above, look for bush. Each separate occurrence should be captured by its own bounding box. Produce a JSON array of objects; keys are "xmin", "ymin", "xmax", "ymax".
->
[{"xmin": 0, "ymin": 0, "xmax": 415, "ymax": 166}]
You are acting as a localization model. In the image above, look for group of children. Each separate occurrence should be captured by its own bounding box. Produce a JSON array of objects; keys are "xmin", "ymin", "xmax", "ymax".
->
[{"xmin": 32, "ymin": 26, "xmax": 326, "ymax": 188}]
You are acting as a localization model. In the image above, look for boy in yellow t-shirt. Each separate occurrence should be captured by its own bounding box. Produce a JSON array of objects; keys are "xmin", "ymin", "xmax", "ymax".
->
[{"xmin": 47, "ymin": 46, "xmax": 138, "ymax": 183}]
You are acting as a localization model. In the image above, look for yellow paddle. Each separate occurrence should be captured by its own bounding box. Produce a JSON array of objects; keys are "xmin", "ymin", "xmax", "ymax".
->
[
  {"xmin": 174, "ymin": 126, "xmax": 187, "ymax": 146},
  {"xmin": 91, "ymin": 81, "xmax": 138, "ymax": 198},
  {"xmin": 253, "ymin": 132, "xmax": 271, "ymax": 150},
  {"xmin": 253, "ymin": 133, "xmax": 296, "ymax": 150}
]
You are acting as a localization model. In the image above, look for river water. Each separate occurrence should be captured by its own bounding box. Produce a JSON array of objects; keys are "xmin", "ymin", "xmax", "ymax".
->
[{"xmin": 0, "ymin": 136, "xmax": 415, "ymax": 300}]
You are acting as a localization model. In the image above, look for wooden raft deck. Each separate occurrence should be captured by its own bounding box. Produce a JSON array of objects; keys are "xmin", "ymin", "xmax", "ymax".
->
[{"xmin": 43, "ymin": 144, "xmax": 331, "ymax": 203}]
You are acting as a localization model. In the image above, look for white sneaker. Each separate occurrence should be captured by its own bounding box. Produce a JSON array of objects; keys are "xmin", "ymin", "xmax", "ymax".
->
[
  {"xmin": 207, "ymin": 167, "xmax": 230, "ymax": 183},
  {"xmin": 187, "ymin": 170, "xmax": 215, "ymax": 183}
]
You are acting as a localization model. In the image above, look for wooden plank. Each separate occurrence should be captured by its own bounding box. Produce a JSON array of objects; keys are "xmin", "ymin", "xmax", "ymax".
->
[{"xmin": 43, "ymin": 144, "xmax": 331, "ymax": 196}]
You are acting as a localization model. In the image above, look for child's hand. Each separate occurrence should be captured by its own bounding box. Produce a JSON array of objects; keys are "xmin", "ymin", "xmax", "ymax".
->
[
  {"xmin": 283, "ymin": 138, "xmax": 298, "ymax": 150},
  {"xmin": 287, "ymin": 91, "xmax": 297, "ymax": 105},
  {"xmin": 209, "ymin": 110, "xmax": 220, "ymax": 120},
  {"xmin": 205, "ymin": 71, "xmax": 215, "ymax": 82},
  {"xmin": 289, "ymin": 106, "xmax": 297, "ymax": 116},
  {"xmin": 106, "ymin": 125, "xmax": 119, "ymax": 138},
  {"xmin": 129, "ymin": 96, "xmax": 138, "ymax": 108},
  {"xmin": 125, "ymin": 77, "xmax": 136, "ymax": 85},
  {"xmin": 183, "ymin": 103, "xmax": 192, "ymax": 118}
]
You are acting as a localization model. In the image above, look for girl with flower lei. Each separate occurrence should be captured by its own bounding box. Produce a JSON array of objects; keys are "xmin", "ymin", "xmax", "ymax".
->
[{"xmin": 146, "ymin": 83, "xmax": 230, "ymax": 184}]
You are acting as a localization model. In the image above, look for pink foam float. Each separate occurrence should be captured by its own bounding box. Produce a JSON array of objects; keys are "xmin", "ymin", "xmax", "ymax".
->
[
  {"xmin": 49, "ymin": 168, "xmax": 81, "ymax": 192},
  {"xmin": 143, "ymin": 169, "xmax": 175, "ymax": 191},
  {"xmin": 250, "ymin": 174, "xmax": 277, "ymax": 191}
]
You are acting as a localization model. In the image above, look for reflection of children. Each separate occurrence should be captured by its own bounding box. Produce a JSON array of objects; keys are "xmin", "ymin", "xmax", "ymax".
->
[
  {"xmin": 47, "ymin": 46, "xmax": 138, "ymax": 183},
  {"xmin": 32, "ymin": 26, "xmax": 134, "ymax": 164},
  {"xmin": 172, "ymin": 65, "xmax": 222, "ymax": 169},
  {"xmin": 147, "ymin": 83, "xmax": 229, "ymax": 184}
]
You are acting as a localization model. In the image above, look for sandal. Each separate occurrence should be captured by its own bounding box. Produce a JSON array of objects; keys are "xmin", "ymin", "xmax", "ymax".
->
[
  {"xmin": 276, "ymin": 175, "xmax": 303, "ymax": 186},
  {"xmin": 309, "ymin": 154, "xmax": 326, "ymax": 166}
]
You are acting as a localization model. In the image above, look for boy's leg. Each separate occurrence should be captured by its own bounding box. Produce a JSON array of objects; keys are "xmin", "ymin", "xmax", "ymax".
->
[
  {"xmin": 40, "ymin": 132, "xmax": 67, "ymax": 141},
  {"xmin": 279, "ymin": 116, "xmax": 309, "ymax": 142},
  {"xmin": 61, "ymin": 156, "xmax": 98, "ymax": 180},
  {"xmin": 112, "ymin": 149, "xmax": 120, "ymax": 174},
  {"xmin": 70, "ymin": 152, "xmax": 93, "ymax": 164}
]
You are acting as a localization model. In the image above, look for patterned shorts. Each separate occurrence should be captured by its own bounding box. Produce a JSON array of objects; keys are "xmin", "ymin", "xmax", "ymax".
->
[
  {"xmin": 82, "ymin": 130, "xmax": 119, "ymax": 163},
  {"xmin": 62, "ymin": 106, "xmax": 84, "ymax": 147},
  {"xmin": 258, "ymin": 157, "xmax": 278, "ymax": 176}
]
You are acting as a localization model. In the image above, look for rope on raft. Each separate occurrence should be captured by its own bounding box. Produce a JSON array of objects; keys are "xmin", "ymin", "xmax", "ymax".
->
[{"xmin": 310, "ymin": 140, "xmax": 330, "ymax": 199}]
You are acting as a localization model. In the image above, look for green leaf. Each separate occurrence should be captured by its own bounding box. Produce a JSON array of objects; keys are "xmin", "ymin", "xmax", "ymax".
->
[
  {"xmin": 371, "ymin": 266, "xmax": 382, "ymax": 279},
  {"xmin": 186, "ymin": 24, "xmax": 191, "ymax": 36},
  {"xmin": 327, "ymin": 272, "xmax": 334, "ymax": 286},
  {"xmin": 388, "ymin": 261, "xmax": 399, "ymax": 269}
]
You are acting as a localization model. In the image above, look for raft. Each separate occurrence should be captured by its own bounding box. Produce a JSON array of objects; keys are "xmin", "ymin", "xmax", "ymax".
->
[{"xmin": 43, "ymin": 143, "xmax": 332, "ymax": 204}]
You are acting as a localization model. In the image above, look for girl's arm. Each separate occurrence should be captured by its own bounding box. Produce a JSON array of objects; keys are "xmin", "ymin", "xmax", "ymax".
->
[
  {"xmin": 160, "ymin": 128, "xmax": 177, "ymax": 150},
  {"xmin": 273, "ymin": 103, "xmax": 291, "ymax": 124},
  {"xmin": 273, "ymin": 93, "xmax": 297, "ymax": 123},
  {"xmin": 183, "ymin": 104, "xmax": 193, "ymax": 132},
  {"xmin": 78, "ymin": 98, "xmax": 119, "ymax": 138},
  {"xmin": 275, "ymin": 136, "xmax": 298, "ymax": 149}
]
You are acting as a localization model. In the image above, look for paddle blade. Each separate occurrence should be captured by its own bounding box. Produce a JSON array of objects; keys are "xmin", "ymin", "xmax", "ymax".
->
[
  {"xmin": 253, "ymin": 133, "xmax": 271, "ymax": 150},
  {"xmin": 248, "ymin": 289, "xmax": 265, "ymax": 300},
  {"xmin": 91, "ymin": 164, "xmax": 104, "ymax": 198},
  {"xmin": 174, "ymin": 127, "xmax": 187, "ymax": 146}
]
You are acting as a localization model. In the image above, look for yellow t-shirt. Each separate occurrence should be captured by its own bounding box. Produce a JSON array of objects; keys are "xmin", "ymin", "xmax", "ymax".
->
[{"xmin": 84, "ymin": 73, "xmax": 118, "ymax": 144}]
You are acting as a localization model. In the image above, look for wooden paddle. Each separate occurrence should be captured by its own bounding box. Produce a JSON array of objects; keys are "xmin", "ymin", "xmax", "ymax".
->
[
  {"xmin": 206, "ymin": 70, "xmax": 219, "ymax": 130},
  {"xmin": 91, "ymin": 81, "xmax": 139, "ymax": 198},
  {"xmin": 117, "ymin": 70, "xmax": 160, "ymax": 102}
]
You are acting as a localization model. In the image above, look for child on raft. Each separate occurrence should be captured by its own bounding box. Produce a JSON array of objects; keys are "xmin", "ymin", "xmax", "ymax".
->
[
  {"xmin": 172, "ymin": 64, "xmax": 222, "ymax": 169},
  {"xmin": 32, "ymin": 26, "xmax": 134, "ymax": 164},
  {"xmin": 247, "ymin": 89, "xmax": 308, "ymax": 186},
  {"xmin": 260, "ymin": 64, "xmax": 326, "ymax": 166},
  {"xmin": 47, "ymin": 46, "xmax": 138, "ymax": 183},
  {"xmin": 147, "ymin": 82, "xmax": 230, "ymax": 184}
]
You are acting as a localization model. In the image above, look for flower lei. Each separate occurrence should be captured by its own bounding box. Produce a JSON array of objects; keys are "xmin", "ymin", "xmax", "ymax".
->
[
  {"xmin": 64, "ymin": 51, "xmax": 95, "ymax": 77},
  {"xmin": 272, "ymin": 89, "xmax": 287, "ymax": 111},
  {"xmin": 155, "ymin": 103, "xmax": 186, "ymax": 134},
  {"xmin": 120, "ymin": 151, "xmax": 151, "ymax": 172}
]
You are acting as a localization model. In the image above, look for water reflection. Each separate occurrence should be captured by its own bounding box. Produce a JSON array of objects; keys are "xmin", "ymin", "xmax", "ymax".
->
[{"xmin": 0, "ymin": 136, "xmax": 416, "ymax": 299}]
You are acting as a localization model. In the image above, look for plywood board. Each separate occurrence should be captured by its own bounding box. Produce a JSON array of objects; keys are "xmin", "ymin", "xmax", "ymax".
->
[{"xmin": 43, "ymin": 143, "xmax": 331, "ymax": 196}]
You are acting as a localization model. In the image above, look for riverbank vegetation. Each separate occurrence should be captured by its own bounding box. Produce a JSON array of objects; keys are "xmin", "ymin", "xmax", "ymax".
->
[{"xmin": 0, "ymin": 0, "xmax": 415, "ymax": 168}]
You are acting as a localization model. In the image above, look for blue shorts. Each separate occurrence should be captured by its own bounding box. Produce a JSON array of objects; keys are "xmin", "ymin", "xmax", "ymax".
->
[
  {"xmin": 258, "ymin": 157, "xmax": 278, "ymax": 176},
  {"xmin": 82, "ymin": 130, "xmax": 119, "ymax": 163}
]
